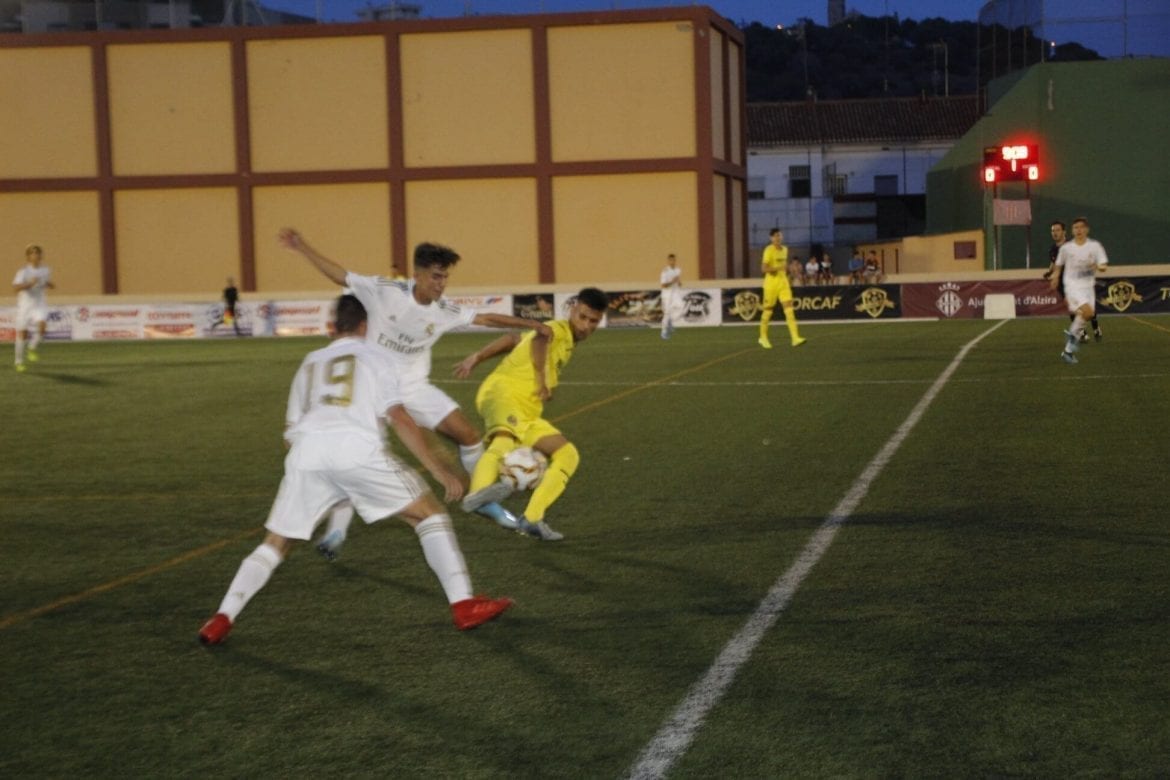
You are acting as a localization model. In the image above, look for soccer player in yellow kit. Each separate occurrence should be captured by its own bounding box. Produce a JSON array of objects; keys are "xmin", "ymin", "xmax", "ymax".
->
[
  {"xmin": 759, "ymin": 228, "xmax": 806, "ymax": 349},
  {"xmin": 454, "ymin": 288, "xmax": 608, "ymax": 541}
]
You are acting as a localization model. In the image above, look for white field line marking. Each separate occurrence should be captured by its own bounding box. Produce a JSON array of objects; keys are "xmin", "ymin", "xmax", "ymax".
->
[{"xmin": 626, "ymin": 318, "xmax": 1010, "ymax": 780}]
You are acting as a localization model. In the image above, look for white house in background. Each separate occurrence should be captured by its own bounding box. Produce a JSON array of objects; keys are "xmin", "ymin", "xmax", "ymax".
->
[{"xmin": 746, "ymin": 95, "xmax": 981, "ymax": 268}]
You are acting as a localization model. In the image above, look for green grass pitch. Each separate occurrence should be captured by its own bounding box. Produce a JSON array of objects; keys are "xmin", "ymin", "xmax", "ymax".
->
[{"xmin": 2, "ymin": 316, "xmax": 1168, "ymax": 777}]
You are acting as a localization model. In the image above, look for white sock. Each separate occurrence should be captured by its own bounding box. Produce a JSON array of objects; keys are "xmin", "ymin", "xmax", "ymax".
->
[
  {"xmin": 14, "ymin": 333, "xmax": 24, "ymax": 364},
  {"xmin": 1071, "ymin": 313, "xmax": 1087, "ymax": 339},
  {"xmin": 326, "ymin": 501, "xmax": 354, "ymax": 538},
  {"xmin": 216, "ymin": 543, "xmax": 283, "ymax": 621},
  {"xmin": 459, "ymin": 441, "xmax": 485, "ymax": 475},
  {"xmin": 29, "ymin": 330, "xmax": 42, "ymax": 350},
  {"xmin": 414, "ymin": 514, "xmax": 472, "ymax": 604}
]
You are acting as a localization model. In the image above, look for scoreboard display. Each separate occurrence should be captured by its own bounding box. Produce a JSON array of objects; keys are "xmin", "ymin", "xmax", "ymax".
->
[{"xmin": 982, "ymin": 144, "xmax": 1040, "ymax": 183}]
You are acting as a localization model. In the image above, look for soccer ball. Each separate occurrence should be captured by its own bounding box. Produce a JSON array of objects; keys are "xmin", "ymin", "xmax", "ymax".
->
[{"xmin": 500, "ymin": 447, "xmax": 548, "ymax": 491}]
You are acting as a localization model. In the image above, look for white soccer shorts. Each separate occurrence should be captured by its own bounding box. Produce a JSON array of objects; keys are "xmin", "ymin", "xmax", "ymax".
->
[
  {"xmin": 1064, "ymin": 284, "xmax": 1097, "ymax": 313},
  {"xmin": 401, "ymin": 382, "xmax": 461, "ymax": 430},
  {"xmin": 16, "ymin": 302, "xmax": 48, "ymax": 329},
  {"xmin": 265, "ymin": 434, "xmax": 427, "ymax": 540}
]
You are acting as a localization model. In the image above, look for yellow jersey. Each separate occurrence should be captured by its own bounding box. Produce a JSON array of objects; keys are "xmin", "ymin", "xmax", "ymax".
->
[
  {"xmin": 762, "ymin": 243, "xmax": 787, "ymax": 276},
  {"xmin": 478, "ymin": 319, "xmax": 575, "ymax": 419}
]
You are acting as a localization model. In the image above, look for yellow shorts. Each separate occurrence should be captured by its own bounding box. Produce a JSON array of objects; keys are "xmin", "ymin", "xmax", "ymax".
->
[
  {"xmin": 476, "ymin": 384, "xmax": 562, "ymax": 447},
  {"xmin": 762, "ymin": 273, "xmax": 793, "ymax": 308}
]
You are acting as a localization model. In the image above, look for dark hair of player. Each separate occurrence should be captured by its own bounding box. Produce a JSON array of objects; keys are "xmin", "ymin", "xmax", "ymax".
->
[
  {"xmin": 334, "ymin": 294, "xmax": 367, "ymax": 335},
  {"xmin": 576, "ymin": 287, "xmax": 609, "ymax": 312},
  {"xmin": 1072, "ymin": 216, "xmax": 1089, "ymax": 227},
  {"xmin": 413, "ymin": 242, "xmax": 461, "ymax": 270},
  {"xmin": 1050, "ymin": 220, "xmax": 1066, "ymax": 230}
]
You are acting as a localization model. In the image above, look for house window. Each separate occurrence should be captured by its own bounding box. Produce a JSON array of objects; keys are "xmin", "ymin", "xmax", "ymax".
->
[
  {"xmin": 789, "ymin": 165, "xmax": 811, "ymax": 198},
  {"xmin": 874, "ymin": 174, "xmax": 899, "ymax": 195},
  {"xmin": 826, "ymin": 174, "xmax": 848, "ymax": 196},
  {"xmin": 748, "ymin": 176, "xmax": 766, "ymax": 200}
]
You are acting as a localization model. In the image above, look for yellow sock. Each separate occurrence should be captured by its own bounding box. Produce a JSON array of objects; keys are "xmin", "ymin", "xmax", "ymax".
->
[
  {"xmin": 524, "ymin": 443, "xmax": 579, "ymax": 522},
  {"xmin": 759, "ymin": 309, "xmax": 773, "ymax": 340},
  {"xmin": 784, "ymin": 307, "xmax": 802, "ymax": 342},
  {"xmin": 470, "ymin": 436, "xmax": 515, "ymax": 492}
]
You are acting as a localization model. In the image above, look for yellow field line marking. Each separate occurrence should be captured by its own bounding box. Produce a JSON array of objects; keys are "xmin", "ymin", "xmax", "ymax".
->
[
  {"xmin": 549, "ymin": 347, "xmax": 757, "ymax": 423},
  {"xmin": 1127, "ymin": 315, "xmax": 1170, "ymax": 334},
  {"xmin": 0, "ymin": 529, "xmax": 257, "ymax": 631}
]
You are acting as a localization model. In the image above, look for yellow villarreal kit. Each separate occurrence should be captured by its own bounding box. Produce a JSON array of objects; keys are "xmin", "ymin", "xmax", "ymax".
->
[
  {"xmin": 761, "ymin": 244, "xmax": 794, "ymax": 307},
  {"xmin": 476, "ymin": 319, "xmax": 574, "ymax": 446}
]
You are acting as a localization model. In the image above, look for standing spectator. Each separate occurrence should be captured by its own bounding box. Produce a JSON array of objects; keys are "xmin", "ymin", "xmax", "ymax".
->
[
  {"xmin": 197, "ymin": 295, "xmax": 512, "ymax": 645},
  {"xmin": 12, "ymin": 244, "xmax": 54, "ymax": 372},
  {"xmin": 1051, "ymin": 217, "xmax": 1108, "ymax": 364},
  {"xmin": 659, "ymin": 253, "xmax": 682, "ymax": 340}
]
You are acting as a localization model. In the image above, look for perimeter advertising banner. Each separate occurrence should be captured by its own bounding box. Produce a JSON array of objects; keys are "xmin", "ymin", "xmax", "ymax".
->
[
  {"xmin": 1095, "ymin": 276, "xmax": 1170, "ymax": 314},
  {"xmin": 722, "ymin": 284, "xmax": 902, "ymax": 323},
  {"xmin": 901, "ymin": 279, "xmax": 1065, "ymax": 319},
  {"xmin": 602, "ymin": 288, "xmax": 723, "ymax": 328},
  {"xmin": 445, "ymin": 294, "xmax": 514, "ymax": 331},
  {"xmin": 72, "ymin": 304, "xmax": 144, "ymax": 340}
]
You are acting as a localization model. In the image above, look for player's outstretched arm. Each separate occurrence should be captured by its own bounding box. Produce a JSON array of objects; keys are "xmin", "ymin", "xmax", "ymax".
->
[
  {"xmin": 277, "ymin": 228, "xmax": 348, "ymax": 286},
  {"xmin": 386, "ymin": 404, "xmax": 465, "ymax": 502},
  {"xmin": 472, "ymin": 312, "xmax": 553, "ymax": 339},
  {"xmin": 453, "ymin": 332, "xmax": 521, "ymax": 379}
]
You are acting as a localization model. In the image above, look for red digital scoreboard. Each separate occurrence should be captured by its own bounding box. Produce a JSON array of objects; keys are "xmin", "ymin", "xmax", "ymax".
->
[{"xmin": 982, "ymin": 144, "xmax": 1040, "ymax": 184}]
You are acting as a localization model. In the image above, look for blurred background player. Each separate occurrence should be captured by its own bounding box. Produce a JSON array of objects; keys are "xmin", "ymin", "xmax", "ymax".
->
[
  {"xmin": 1044, "ymin": 220, "xmax": 1102, "ymax": 343},
  {"xmin": 454, "ymin": 288, "xmax": 609, "ymax": 541},
  {"xmin": 12, "ymin": 244, "xmax": 55, "ymax": 372},
  {"xmin": 209, "ymin": 276, "xmax": 243, "ymax": 336},
  {"xmin": 198, "ymin": 295, "xmax": 511, "ymax": 645},
  {"xmin": 1051, "ymin": 217, "xmax": 1109, "ymax": 364},
  {"xmin": 278, "ymin": 228, "xmax": 550, "ymax": 551},
  {"xmin": 758, "ymin": 228, "xmax": 805, "ymax": 349},
  {"xmin": 659, "ymin": 253, "xmax": 682, "ymax": 339}
]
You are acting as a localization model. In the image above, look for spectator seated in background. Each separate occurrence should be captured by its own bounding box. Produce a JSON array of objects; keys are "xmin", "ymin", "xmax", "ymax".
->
[
  {"xmin": 805, "ymin": 255, "xmax": 820, "ymax": 286},
  {"xmin": 788, "ymin": 256, "xmax": 805, "ymax": 286},
  {"xmin": 863, "ymin": 252, "xmax": 883, "ymax": 284},
  {"xmin": 848, "ymin": 250, "xmax": 864, "ymax": 284},
  {"xmin": 818, "ymin": 254, "xmax": 834, "ymax": 285}
]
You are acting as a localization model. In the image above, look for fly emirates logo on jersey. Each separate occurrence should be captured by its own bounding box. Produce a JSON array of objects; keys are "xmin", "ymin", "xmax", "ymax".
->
[{"xmin": 376, "ymin": 330, "xmax": 428, "ymax": 355}]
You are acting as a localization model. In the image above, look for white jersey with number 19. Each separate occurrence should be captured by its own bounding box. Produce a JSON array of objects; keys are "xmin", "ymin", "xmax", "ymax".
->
[{"xmin": 285, "ymin": 337, "xmax": 402, "ymax": 448}]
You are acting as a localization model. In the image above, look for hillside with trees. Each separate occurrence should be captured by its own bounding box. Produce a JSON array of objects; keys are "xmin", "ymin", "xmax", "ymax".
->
[{"xmin": 742, "ymin": 16, "xmax": 1102, "ymax": 102}]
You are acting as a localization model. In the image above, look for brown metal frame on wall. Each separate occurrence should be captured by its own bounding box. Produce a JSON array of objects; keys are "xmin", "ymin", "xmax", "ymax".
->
[{"xmin": 1, "ymin": 7, "xmax": 747, "ymax": 292}]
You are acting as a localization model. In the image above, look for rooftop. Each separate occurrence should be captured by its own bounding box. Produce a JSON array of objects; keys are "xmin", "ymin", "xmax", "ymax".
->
[{"xmin": 748, "ymin": 95, "xmax": 982, "ymax": 147}]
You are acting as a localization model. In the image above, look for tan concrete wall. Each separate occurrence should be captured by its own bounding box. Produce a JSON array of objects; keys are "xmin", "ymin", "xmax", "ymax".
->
[
  {"xmin": 2, "ymin": 9, "xmax": 746, "ymax": 295},
  {"xmin": 0, "ymin": 47, "xmax": 96, "ymax": 178}
]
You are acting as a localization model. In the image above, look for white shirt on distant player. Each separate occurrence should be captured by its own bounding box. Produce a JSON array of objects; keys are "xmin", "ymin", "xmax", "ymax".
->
[
  {"xmin": 1056, "ymin": 238, "xmax": 1108, "ymax": 291},
  {"xmin": 344, "ymin": 272, "xmax": 475, "ymax": 391},
  {"xmin": 14, "ymin": 263, "xmax": 52, "ymax": 308}
]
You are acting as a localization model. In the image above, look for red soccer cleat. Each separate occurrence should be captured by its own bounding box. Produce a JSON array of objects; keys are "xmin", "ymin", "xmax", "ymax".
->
[
  {"xmin": 451, "ymin": 596, "xmax": 513, "ymax": 631},
  {"xmin": 198, "ymin": 613, "xmax": 233, "ymax": 646}
]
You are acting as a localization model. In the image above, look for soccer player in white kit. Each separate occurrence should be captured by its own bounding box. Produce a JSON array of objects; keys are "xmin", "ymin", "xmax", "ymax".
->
[
  {"xmin": 12, "ymin": 244, "xmax": 55, "ymax": 372},
  {"xmin": 1051, "ymin": 216, "xmax": 1108, "ymax": 364},
  {"xmin": 659, "ymin": 253, "xmax": 682, "ymax": 339},
  {"xmin": 277, "ymin": 228, "xmax": 551, "ymax": 553},
  {"xmin": 198, "ymin": 295, "xmax": 513, "ymax": 645}
]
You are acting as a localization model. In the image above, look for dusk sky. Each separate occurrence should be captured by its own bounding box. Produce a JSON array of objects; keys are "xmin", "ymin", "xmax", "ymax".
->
[{"xmin": 269, "ymin": 1, "xmax": 989, "ymax": 27}]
